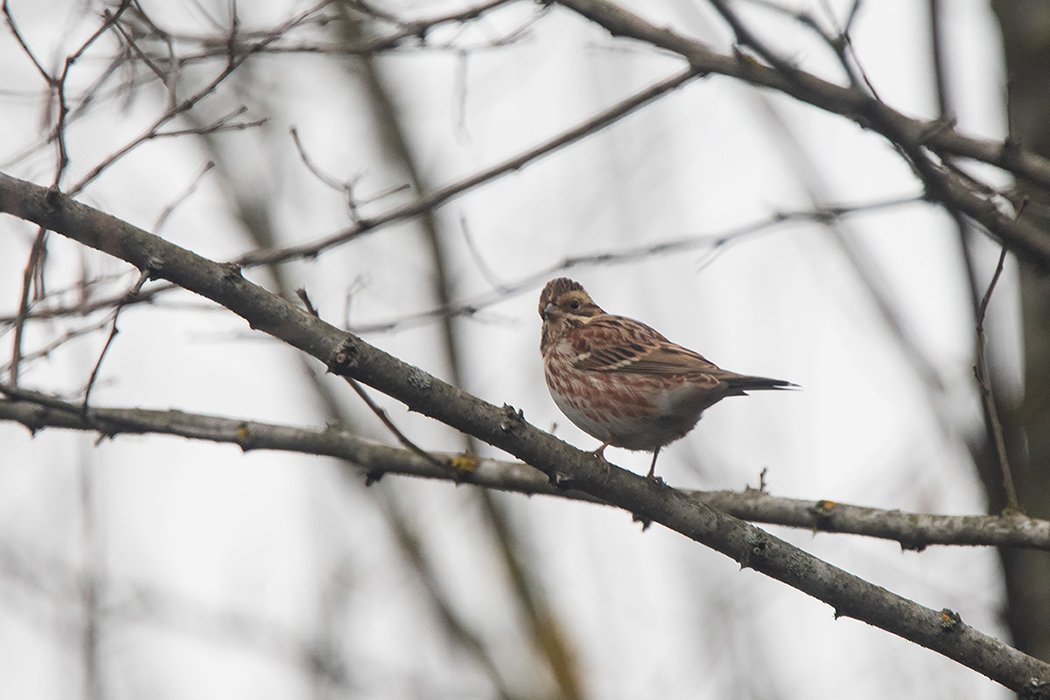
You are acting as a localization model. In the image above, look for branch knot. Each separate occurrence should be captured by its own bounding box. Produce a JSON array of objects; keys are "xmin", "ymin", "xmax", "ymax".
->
[{"xmin": 328, "ymin": 337, "xmax": 359, "ymax": 375}]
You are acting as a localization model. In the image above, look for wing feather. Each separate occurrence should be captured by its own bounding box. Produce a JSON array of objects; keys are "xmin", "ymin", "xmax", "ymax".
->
[
  {"xmin": 562, "ymin": 311, "xmax": 795, "ymax": 391},
  {"xmin": 572, "ymin": 315, "xmax": 722, "ymax": 375}
]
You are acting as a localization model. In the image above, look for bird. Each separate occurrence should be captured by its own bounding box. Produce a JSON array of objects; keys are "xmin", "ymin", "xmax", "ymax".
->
[{"xmin": 539, "ymin": 277, "xmax": 795, "ymax": 481}]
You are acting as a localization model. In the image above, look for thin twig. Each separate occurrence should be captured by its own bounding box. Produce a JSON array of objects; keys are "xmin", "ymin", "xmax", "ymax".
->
[
  {"xmin": 460, "ymin": 214, "xmax": 510, "ymax": 292},
  {"xmin": 66, "ymin": 0, "xmax": 329, "ymax": 196},
  {"xmin": 237, "ymin": 66, "xmax": 702, "ymax": 266},
  {"xmin": 1, "ymin": 0, "xmax": 49, "ymax": 81},
  {"xmin": 81, "ymin": 269, "xmax": 151, "ymax": 414},
  {"xmin": 297, "ymin": 288, "xmax": 447, "ymax": 469},
  {"xmin": 344, "ymin": 378, "xmax": 447, "ymax": 469},
  {"xmin": 0, "ymin": 282, "xmax": 171, "ymax": 326},
  {"xmin": 8, "ymin": 228, "xmax": 48, "ymax": 385},
  {"xmin": 290, "ymin": 127, "xmax": 352, "ymax": 192},
  {"xmin": 974, "ymin": 246, "xmax": 1019, "ymax": 512},
  {"xmin": 927, "ymin": 0, "xmax": 982, "ymax": 318},
  {"xmin": 52, "ymin": 0, "xmax": 135, "ymax": 186},
  {"xmin": 154, "ymin": 161, "xmax": 215, "ymax": 232},
  {"xmin": 0, "ymin": 317, "xmax": 114, "ymax": 375}
]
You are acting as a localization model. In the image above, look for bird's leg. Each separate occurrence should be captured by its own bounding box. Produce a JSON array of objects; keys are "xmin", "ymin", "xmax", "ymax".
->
[
  {"xmin": 593, "ymin": 443, "xmax": 612, "ymax": 475},
  {"xmin": 646, "ymin": 447, "xmax": 662, "ymax": 481}
]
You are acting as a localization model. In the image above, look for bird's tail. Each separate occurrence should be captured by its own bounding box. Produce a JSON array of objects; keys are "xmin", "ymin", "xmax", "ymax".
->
[{"xmin": 724, "ymin": 374, "xmax": 798, "ymax": 392}]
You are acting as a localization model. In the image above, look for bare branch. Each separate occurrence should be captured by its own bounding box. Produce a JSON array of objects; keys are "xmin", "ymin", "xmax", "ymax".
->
[{"xmin": 2, "ymin": 389, "xmax": 1049, "ymax": 552}]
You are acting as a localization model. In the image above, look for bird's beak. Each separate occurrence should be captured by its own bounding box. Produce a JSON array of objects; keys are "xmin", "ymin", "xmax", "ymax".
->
[{"xmin": 542, "ymin": 303, "xmax": 558, "ymax": 320}]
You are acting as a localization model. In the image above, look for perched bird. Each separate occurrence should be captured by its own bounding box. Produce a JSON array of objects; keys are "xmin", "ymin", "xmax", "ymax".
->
[{"xmin": 539, "ymin": 277, "xmax": 794, "ymax": 480}]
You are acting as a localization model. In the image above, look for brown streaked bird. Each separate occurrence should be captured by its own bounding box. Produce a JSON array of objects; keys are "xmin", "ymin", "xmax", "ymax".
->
[{"xmin": 539, "ymin": 277, "xmax": 795, "ymax": 481}]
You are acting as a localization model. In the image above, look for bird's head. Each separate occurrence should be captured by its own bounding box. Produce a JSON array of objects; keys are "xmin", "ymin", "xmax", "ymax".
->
[{"xmin": 539, "ymin": 278, "xmax": 603, "ymax": 352}]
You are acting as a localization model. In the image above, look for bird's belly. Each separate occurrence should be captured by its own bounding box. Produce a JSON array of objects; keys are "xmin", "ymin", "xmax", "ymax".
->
[{"xmin": 545, "ymin": 368, "xmax": 718, "ymax": 451}]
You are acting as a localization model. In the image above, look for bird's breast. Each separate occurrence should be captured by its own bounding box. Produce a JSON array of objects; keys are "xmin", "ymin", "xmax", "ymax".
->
[{"xmin": 543, "ymin": 344, "xmax": 723, "ymax": 451}]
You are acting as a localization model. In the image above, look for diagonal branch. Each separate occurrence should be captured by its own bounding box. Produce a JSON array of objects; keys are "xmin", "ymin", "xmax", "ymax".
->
[{"xmin": 1, "ymin": 171, "xmax": 1049, "ymax": 695}]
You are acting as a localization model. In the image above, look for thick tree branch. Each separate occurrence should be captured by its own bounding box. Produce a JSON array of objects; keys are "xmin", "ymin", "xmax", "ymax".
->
[
  {"xmin": 1, "ymin": 172, "xmax": 1049, "ymax": 695},
  {"xmin": 2, "ymin": 390, "xmax": 1049, "ymax": 552}
]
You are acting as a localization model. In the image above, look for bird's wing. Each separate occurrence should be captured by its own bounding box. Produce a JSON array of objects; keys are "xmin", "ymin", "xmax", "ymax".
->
[{"xmin": 572, "ymin": 316, "xmax": 724, "ymax": 376}]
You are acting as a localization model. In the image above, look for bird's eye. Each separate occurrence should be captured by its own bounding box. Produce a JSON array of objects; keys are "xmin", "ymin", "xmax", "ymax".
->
[{"xmin": 569, "ymin": 300, "xmax": 580, "ymax": 310}]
